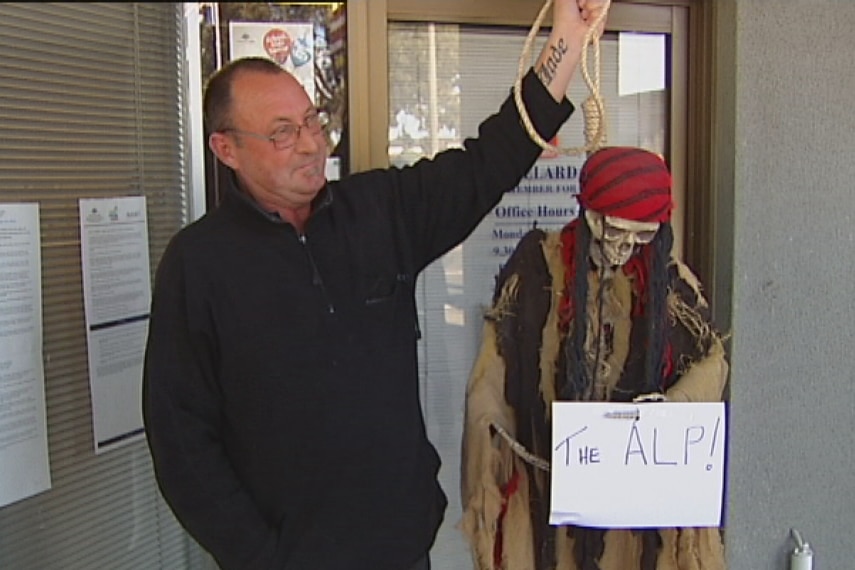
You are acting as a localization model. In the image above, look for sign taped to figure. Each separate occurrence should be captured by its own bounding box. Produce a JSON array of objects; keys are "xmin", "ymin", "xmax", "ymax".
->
[{"xmin": 550, "ymin": 401, "xmax": 725, "ymax": 528}]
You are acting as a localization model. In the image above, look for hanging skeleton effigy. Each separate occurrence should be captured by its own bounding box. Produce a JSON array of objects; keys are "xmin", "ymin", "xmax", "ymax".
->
[{"xmin": 459, "ymin": 147, "xmax": 729, "ymax": 570}]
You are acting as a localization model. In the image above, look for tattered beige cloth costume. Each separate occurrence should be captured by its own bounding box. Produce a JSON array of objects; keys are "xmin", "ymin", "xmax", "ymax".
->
[{"xmin": 460, "ymin": 229, "xmax": 728, "ymax": 570}]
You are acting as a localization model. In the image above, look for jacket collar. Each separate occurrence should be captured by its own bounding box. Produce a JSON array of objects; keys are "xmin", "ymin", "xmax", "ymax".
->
[{"xmin": 225, "ymin": 170, "xmax": 334, "ymax": 224}]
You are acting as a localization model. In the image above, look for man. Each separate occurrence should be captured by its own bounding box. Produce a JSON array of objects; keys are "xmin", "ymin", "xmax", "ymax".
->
[
  {"xmin": 460, "ymin": 147, "xmax": 729, "ymax": 569},
  {"xmin": 142, "ymin": 1, "xmax": 609, "ymax": 568}
]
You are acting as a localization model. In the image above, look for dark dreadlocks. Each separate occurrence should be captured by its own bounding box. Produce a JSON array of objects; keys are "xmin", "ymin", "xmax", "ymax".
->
[{"xmin": 558, "ymin": 209, "xmax": 674, "ymax": 402}]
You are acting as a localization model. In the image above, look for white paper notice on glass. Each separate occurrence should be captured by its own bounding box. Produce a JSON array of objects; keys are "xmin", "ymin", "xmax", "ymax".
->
[
  {"xmin": 550, "ymin": 402, "xmax": 725, "ymax": 528},
  {"xmin": 79, "ymin": 197, "xmax": 151, "ymax": 454},
  {"xmin": 0, "ymin": 203, "xmax": 52, "ymax": 508},
  {"xmin": 618, "ymin": 32, "xmax": 666, "ymax": 96},
  {"xmin": 229, "ymin": 21, "xmax": 316, "ymax": 101}
]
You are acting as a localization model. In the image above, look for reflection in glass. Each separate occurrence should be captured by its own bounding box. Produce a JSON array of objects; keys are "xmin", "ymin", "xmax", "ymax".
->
[{"xmin": 199, "ymin": 3, "xmax": 348, "ymax": 205}]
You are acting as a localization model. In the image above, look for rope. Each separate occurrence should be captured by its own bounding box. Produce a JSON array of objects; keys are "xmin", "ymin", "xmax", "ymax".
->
[
  {"xmin": 491, "ymin": 422, "xmax": 551, "ymax": 471},
  {"xmin": 491, "ymin": 390, "xmax": 667, "ymax": 473},
  {"xmin": 513, "ymin": 0, "xmax": 611, "ymax": 156}
]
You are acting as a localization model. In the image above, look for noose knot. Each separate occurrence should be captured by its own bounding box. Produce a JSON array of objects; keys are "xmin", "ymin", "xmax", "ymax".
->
[
  {"xmin": 583, "ymin": 95, "xmax": 606, "ymax": 151},
  {"xmin": 513, "ymin": 0, "xmax": 611, "ymax": 156}
]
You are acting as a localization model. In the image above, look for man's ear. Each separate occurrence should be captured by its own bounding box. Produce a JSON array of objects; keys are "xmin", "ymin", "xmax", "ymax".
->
[{"xmin": 209, "ymin": 132, "xmax": 238, "ymax": 169}]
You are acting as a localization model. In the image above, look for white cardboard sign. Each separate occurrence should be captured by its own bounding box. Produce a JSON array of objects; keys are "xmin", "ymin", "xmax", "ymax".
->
[{"xmin": 550, "ymin": 402, "xmax": 725, "ymax": 528}]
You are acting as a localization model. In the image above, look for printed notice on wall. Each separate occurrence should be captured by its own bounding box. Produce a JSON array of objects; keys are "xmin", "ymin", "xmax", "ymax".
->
[
  {"xmin": 79, "ymin": 197, "xmax": 151, "ymax": 454},
  {"xmin": 550, "ymin": 402, "xmax": 726, "ymax": 528},
  {"xmin": 0, "ymin": 203, "xmax": 51, "ymax": 508}
]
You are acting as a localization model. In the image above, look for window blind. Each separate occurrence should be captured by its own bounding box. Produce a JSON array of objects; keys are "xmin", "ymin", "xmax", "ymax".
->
[{"xmin": 0, "ymin": 3, "xmax": 210, "ymax": 568}]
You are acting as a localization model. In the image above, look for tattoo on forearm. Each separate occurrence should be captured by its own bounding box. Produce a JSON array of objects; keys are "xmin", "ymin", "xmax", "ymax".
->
[{"xmin": 536, "ymin": 38, "xmax": 569, "ymax": 87}]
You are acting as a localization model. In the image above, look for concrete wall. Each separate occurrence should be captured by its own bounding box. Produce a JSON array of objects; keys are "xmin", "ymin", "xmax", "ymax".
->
[{"xmin": 717, "ymin": 1, "xmax": 855, "ymax": 568}]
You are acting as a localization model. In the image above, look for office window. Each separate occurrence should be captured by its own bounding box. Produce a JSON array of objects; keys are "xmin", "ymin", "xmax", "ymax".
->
[{"xmin": 0, "ymin": 3, "xmax": 207, "ymax": 568}]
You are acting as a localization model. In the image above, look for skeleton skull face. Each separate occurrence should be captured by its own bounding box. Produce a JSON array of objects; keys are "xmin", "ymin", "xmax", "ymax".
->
[{"xmin": 584, "ymin": 210, "xmax": 660, "ymax": 268}]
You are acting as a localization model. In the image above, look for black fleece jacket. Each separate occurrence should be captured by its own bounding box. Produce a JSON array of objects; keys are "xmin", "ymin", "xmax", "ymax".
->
[{"xmin": 142, "ymin": 69, "xmax": 573, "ymax": 570}]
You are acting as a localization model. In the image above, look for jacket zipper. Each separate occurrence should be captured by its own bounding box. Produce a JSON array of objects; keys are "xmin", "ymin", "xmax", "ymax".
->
[{"xmin": 298, "ymin": 234, "xmax": 335, "ymax": 314}]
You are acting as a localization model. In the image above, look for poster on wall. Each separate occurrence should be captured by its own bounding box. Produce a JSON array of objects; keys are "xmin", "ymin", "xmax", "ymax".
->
[
  {"xmin": 229, "ymin": 21, "xmax": 316, "ymax": 101},
  {"xmin": 78, "ymin": 196, "xmax": 151, "ymax": 454},
  {"xmin": 0, "ymin": 202, "xmax": 51, "ymax": 508}
]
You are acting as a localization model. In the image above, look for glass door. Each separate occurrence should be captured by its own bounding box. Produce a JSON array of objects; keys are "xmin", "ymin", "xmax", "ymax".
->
[{"xmin": 387, "ymin": 15, "xmax": 677, "ymax": 567}]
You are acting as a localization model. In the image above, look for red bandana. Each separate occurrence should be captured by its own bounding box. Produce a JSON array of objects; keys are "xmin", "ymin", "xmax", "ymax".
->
[{"xmin": 578, "ymin": 147, "xmax": 673, "ymax": 223}]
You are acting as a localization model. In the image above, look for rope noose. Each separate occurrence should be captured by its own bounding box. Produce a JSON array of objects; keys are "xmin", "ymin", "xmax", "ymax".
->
[{"xmin": 513, "ymin": 0, "xmax": 611, "ymax": 156}]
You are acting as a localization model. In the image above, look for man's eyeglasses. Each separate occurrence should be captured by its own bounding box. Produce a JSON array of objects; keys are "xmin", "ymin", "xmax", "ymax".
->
[{"xmin": 222, "ymin": 110, "xmax": 330, "ymax": 150}]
